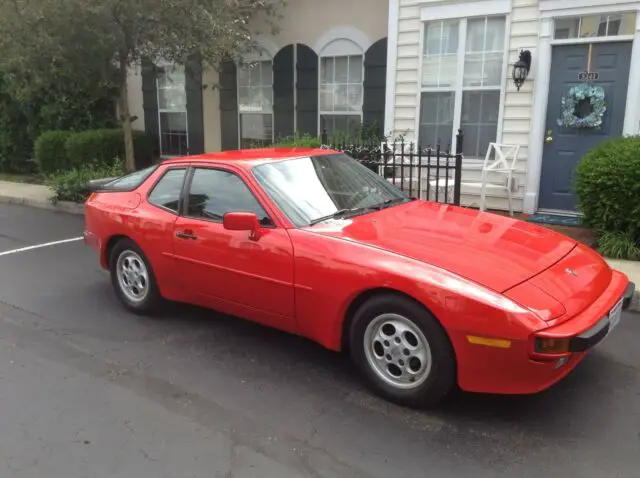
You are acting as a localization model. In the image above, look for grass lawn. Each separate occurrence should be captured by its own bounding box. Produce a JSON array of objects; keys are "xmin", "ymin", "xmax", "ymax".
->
[{"xmin": 0, "ymin": 173, "xmax": 43, "ymax": 184}]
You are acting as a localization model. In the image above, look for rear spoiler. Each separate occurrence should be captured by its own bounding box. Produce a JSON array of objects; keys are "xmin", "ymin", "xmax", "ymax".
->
[{"xmin": 85, "ymin": 177, "xmax": 119, "ymax": 193}]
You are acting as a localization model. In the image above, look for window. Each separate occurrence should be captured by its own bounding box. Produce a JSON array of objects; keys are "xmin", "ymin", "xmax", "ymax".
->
[
  {"xmin": 419, "ymin": 16, "xmax": 506, "ymax": 158},
  {"xmin": 238, "ymin": 60, "xmax": 273, "ymax": 148},
  {"xmin": 157, "ymin": 64, "xmax": 189, "ymax": 156},
  {"xmin": 148, "ymin": 168, "xmax": 187, "ymax": 213},
  {"xmin": 186, "ymin": 168, "xmax": 271, "ymax": 225},
  {"xmin": 554, "ymin": 13, "xmax": 636, "ymax": 39},
  {"xmin": 319, "ymin": 55, "xmax": 364, "ymax": 138},
  {"xmin": 253, "ymin": 153, "xmax": 407, "ymax": 227}
]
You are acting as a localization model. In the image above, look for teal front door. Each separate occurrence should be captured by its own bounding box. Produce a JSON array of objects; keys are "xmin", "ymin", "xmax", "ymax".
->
[{"xmin": 539, "ymin": 41, "xmax": 632, "ymax": 211}]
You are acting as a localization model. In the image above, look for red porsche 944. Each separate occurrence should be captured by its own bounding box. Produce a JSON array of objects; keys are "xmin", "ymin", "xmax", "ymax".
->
[{"xmin": 83, "ymin": 148, "xmax": 634, "ymax": 408}]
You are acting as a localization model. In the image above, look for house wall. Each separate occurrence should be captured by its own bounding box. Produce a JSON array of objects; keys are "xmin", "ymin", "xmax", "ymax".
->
[
  {"xmin": 387, "ymin": 0, "xmax": 540, "ymax": 212},
  {"xmin": 250, "ymin": 0, "xmax": 388, "ymax": 50},
  {"xmin": 127, "ymin": 0, "xmax": 389, "ymax": 154}
]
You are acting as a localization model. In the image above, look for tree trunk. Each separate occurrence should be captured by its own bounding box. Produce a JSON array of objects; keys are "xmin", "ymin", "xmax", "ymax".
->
[{"xmin": 118, "ymin": 58, "xmax": 136, "ymax": 172}]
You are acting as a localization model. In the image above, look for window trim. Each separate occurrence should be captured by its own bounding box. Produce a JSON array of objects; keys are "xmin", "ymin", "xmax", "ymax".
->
[
  {"xmin": 317, "ymin": 53, "xmax": 366, "ymax": 136},
  {"xmin": 415, "ymin": 14, "xmax": 511, "ymax": 162},
  {"xmin": 550, "ymin": 11, "xmax": 637, "ymax": 43},
  {"xmin": 146, "ymin": 166, "xmax": 190, "ymax": 216},
  {"xmin": 236, "ymin": 57, "xmax": 275, "ymax": 148},
  {"xmin": 182, "ymin": 165, "xmax": 276, "ymax": 228},
  {"xmin": 156, "ymin": 63, "xmax": 190, "ymax": 157}
]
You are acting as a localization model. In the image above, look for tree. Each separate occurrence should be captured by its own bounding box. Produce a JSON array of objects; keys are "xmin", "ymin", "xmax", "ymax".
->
[{"xmin": 0, "ymin": 0, "xmax": 283, "ymax": 171}]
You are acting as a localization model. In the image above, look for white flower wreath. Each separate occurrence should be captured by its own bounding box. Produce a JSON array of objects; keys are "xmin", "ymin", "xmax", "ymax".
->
[{"xmin": 557, "ymin": 84, "xmax": 607, "ymax": 129}]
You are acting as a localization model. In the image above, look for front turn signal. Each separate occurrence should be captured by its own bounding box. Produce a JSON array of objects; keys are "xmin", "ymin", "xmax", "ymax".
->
[{"xmin": 534, "ymin": 337, "xmax": 571, "ymax": 355}]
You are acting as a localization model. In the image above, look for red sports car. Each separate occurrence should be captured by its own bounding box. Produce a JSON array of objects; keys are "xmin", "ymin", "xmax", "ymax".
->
[{"xmin": 84, "ymin": 148, "xmax": 635, "ymax": 408}]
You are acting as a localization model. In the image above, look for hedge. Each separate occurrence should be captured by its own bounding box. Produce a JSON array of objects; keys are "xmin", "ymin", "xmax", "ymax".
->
[
  {"xmin": 35, "ymin": 128, "xmax": 154, "ymax": 175},
  {"xmin": 34, "ymin": 131, "xmax": 73, "ymax": 174},
  {"xmin": 65, "ymin": 129, "xmax": 153, "ymax": 169},
  {"xmin": 575, "ymin": 135, "xmax": 640, "ymax": 238}
]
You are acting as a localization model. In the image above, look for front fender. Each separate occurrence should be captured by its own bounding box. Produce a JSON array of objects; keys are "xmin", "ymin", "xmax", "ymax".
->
[{"xmin": 288, "ymin": 230, "xmax": 544, "ymax": 351}]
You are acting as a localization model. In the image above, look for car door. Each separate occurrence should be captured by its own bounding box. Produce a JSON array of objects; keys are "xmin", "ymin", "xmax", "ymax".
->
[{"xmin": 171, "ymin": 165, "xmax": 295, "ymax": 330}]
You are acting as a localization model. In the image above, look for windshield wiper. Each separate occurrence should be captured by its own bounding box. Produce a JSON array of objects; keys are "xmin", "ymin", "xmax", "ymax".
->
[
  {"xmin": 308, "ymin": 198, "xmax": 415, "ymax": 226},
  {"xmin": 308, "ymin": 209, "xmax": 354, "ymax": 226},
  {"xmin": 373, "ymin": 197, "xmax": 413, "ymax": 210}
]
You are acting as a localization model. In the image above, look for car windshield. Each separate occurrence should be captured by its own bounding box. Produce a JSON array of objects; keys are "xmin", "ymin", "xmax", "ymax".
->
[{"xmin": 252, "ymin": 153, "xmax": 410, "ymax": 227}]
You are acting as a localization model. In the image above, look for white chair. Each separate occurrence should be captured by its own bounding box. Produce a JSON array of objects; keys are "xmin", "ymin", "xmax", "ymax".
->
[{"xmin": 464, "ymin": 143, "xmax": 520, "ymax": 216}]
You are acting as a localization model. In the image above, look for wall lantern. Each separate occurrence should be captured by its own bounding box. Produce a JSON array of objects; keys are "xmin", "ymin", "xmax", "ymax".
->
[{"xmin": 512, "ymin": 49, "xmax": 532, "ymax": 92}]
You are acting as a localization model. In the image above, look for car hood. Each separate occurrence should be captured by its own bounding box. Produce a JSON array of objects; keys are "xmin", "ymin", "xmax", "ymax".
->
[{"xmin": 303, "ymin": 200, "xmax": 577, "ymax": 292}]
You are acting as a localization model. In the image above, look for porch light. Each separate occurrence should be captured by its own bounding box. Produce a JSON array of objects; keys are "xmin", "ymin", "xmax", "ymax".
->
[{"xmin": 512, "ymin": 49, "xmax": 532, "ymax": 92}]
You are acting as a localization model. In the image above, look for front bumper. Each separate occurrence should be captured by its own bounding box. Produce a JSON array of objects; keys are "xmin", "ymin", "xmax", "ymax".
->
[
  {"xmin": 455, "ymin": 273, "xmax": 631, "ymax": 395},
  {"xmin": 623, "ymin": 281, "xmax": 636, "ymax": 310},
  {"xmin": 570, "ymin": 281, "xmax": 634, "ymax": 353}
]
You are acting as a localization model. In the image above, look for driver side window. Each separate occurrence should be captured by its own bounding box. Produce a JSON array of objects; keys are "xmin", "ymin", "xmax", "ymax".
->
[{"xmin": 186, "ymin": 168, "xmax": 273, "ymax": 226}]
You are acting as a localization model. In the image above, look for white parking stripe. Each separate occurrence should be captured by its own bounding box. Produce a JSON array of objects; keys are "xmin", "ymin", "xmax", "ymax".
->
[{"xmin": 0, "ymin": 237, "xmax": 84, "ymax": 257}]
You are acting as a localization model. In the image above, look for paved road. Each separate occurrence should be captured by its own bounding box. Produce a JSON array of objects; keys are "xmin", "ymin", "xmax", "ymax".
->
[{"xmin": 0, "ymin": 203, "xmax": 638, "ymax": 478}]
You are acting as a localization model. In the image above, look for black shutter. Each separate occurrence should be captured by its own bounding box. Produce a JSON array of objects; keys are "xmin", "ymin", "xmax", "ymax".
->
[
  {"xmin": 185, "ymin": 53, "xmax": 205, "ymax": 154},
  {"xmin": 273, "ymin": 45, "xmax": 295, "ymax": 141},
  {"xmin": 219, "ymin": 59, "xmax": 239, "ymax": 150},
  {"xmin": 295, "ymin": 44, "xmax": 318, "ymax": 136},
  {"xmin": 141, "ymin": 58, "xmax": 160, "ymax": 156},
  {"xmin": 363, "ymin": 38, "xmax": 388, "ymax": 137}
]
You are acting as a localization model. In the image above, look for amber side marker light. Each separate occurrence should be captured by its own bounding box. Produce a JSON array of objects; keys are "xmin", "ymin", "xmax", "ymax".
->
[{"xmin": 466, "ymin": 335, "xmax": 512, "ymax": 349}]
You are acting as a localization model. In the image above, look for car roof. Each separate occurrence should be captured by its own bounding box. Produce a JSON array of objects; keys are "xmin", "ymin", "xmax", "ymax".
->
[{"xmin": 162, "ymin": 147, "xmax": 338, "ymax": 167}]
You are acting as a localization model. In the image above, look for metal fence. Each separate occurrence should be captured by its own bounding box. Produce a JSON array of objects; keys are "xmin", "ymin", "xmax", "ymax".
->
[{"xmin": 321, "ymin": 130, "xmax": 464, "ymax": 206}]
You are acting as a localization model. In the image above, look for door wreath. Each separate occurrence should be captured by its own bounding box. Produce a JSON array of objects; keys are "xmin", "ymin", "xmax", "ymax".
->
[{"xmin": 557, "ymin": 84, "xmax": 606, "ymax": 129}]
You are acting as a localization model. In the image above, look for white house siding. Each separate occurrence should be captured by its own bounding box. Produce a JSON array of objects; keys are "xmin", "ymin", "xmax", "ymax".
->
[{"xmin": 390, "ymin": 0, "xmax": 540, "ymax": 212}]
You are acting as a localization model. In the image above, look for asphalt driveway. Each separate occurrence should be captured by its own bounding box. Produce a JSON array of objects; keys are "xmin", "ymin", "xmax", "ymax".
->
[{"xmin": 0, "ymin": 202, "xmax": 638, "ymax": 477}]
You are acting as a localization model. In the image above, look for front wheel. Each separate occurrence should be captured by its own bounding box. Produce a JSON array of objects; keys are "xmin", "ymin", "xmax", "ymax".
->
[
  {"xmin": 109, "ymin": 239, "xmax": 163, "ymax": 314},
  {"xmin": 349, "ymin": 293, "xmax": 456, "ymax": 408}
]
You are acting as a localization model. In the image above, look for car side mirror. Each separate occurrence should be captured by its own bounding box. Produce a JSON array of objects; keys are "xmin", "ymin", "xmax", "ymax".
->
[{"xmin": 223, "ymin": 212, "xmax": 261, "ymax": 239}]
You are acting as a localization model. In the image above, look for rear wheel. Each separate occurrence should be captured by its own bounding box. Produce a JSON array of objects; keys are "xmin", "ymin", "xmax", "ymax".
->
[
  {"xmin": 349, "ymin": 293, "xmax": 456, "ymax": 408},
  {"xmin": 109, "ymin": 239, "xmax": 163, "ymax": 314}
]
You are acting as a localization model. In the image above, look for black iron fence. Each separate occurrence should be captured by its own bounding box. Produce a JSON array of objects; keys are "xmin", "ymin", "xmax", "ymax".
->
[{"xmin": 321, "ymin": 130, "xmax": 464, "ymax": 206}]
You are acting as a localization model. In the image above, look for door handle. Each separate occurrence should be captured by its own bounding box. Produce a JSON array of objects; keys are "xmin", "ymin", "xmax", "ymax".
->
[{"xmin": 176, "ymin": 231, "xmax": 197, "ymax": 240}]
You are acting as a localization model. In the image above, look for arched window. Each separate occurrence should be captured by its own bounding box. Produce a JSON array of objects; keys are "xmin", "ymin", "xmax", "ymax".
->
[
  {"xmin": 237, "ymin": 39, "xmax": 278, "ymax": 148},
  {"xmin": 316, "ymin": 27, "xmax": 370, "ymax": 138}
]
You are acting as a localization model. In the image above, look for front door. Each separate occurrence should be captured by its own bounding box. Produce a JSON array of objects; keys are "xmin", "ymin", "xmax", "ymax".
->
[
  {"xmin": 539, "ymin": 41, "xmax": 632, "ymax": 211},
  {"xmin": 172, "ymin": 166, "xmax": 295, "ymax": 329}
]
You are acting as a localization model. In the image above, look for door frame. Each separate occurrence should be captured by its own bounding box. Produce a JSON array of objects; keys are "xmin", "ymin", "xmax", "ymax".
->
[{"xmin": 524, "ymin": 2, "xmax": 640, "ymax": 214}]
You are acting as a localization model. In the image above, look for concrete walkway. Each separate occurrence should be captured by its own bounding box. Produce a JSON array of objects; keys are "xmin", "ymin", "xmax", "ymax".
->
[
  {"xmin": 0, "ymin": 179, "xmax": 637, "ymax": 311},
  {"xmin": 0, "ymin": 180, "xmax": 84, "ymax": 214}
]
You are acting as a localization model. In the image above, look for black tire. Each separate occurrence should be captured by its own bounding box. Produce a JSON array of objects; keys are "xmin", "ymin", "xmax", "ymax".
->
[
  {"xmin": 349, "ymin": 293, "xmax": 456, "ymax": 408},
  {"xmin": 109, "ymin": 238, "xmax": 164, "ymax": 315}
]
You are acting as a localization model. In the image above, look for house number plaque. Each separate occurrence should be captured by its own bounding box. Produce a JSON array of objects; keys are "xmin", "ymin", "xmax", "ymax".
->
[{"xmin": 578, "ymin": 71, "xmax": 599, "ymax": 81}]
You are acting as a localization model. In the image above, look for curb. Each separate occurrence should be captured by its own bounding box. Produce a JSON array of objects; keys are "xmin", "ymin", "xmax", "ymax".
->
[{"xmin": 0, "ymin": 194, "xmax": 84, "ymax": 216}]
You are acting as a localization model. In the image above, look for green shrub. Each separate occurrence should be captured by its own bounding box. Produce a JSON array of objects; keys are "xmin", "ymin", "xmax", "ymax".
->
[
  {"xmin": 272, "ymin": 133, "xmax": 322, "ymax": 148},
  {"xmin": 575, "ymin": 136, "xmax": 640, "ymax": 237},
  {"xmin": 598, "ymin": 231, "xmax": 640, "ymax": 261},
  {"xmin": 34, "ymin": 130, "xmax": 73, "ymax": 174},
  {"xmin": 47, "ymin": 159, "xmax": 125, "ymax": 204},
  {"xmin": 65, "ymin": 128, "xmax": 154, "ymax": 170}
]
